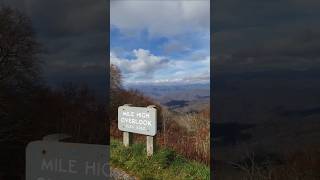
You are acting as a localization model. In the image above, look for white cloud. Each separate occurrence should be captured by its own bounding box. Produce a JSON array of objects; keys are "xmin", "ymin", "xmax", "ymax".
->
[
  {"xmin": 110, "ymin": 0, "xmax": 210, "ymax": 37},
  {"xmin": 111, "ymin": 48, "xmax": 210, "ymax": 85},
  {"xmin": 111, "ymin": 49, "xmax": 169, "ymax": 75}
]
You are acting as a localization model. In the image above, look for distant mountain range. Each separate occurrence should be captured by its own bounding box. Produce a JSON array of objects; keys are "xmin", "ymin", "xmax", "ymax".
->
[{"xmin": 126, "ymin": 83, "xmax": 210, "ymax": 113}]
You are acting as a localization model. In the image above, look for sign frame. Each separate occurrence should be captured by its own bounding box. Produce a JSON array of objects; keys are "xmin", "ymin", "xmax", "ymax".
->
[{"xmin": 118, "ymin": 105, "xmax": 157, "ymax": 136}]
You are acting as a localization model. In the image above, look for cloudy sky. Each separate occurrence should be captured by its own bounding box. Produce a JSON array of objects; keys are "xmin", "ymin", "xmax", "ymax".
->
[
  {"xmin": 110, "ymin": 0, "xmax": 210, "ymax": 85},
  {"xmin": 4, "ymin": 0, "xmax": 318, "ymax": 90},
  {"xmin": 213, "ymin": 0, "xmax": 320, "ymax": 73}
]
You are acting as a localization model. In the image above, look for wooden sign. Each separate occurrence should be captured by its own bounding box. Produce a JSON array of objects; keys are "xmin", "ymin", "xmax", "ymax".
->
[
  {"xmin": 118, "ymin": 105, "xmax": 157, "ymax": 136},
  {"xmin": 26, "ymin": 141, "xmax": 109, "ymax": 180}
]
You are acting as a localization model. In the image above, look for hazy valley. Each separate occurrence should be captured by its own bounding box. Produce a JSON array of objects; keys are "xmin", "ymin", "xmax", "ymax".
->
[{"xmin": 127, "ymin": 83, "xmax": 210, "ymax": 113}]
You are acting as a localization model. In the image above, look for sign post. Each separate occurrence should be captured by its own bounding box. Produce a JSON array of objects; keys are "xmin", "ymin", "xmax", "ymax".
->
[
  {"xmin": 123, "ymin": 131, "xmax": 131, "ymax": 147},
  {"xmin": 146, "ymin": 136, "xmax": 154, "ymax": 156},
  {"xmin": 118, "ymin": 104, "xmax": 157, "ymax": 156}
]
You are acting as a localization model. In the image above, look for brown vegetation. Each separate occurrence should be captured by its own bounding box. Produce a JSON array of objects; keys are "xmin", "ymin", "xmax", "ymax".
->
[{"xmin": 157, "ymin": 107, "xmax": 210, "ymax": 164}]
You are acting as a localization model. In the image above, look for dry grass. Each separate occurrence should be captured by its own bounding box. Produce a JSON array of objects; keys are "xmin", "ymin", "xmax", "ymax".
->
[{"xmin": 158, "ymin": 107, "xmax": 210, "ymax": 164}]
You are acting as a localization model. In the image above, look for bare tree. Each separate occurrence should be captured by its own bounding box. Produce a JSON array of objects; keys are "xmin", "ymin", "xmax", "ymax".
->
[
  {"xmin": 0, "ymin": 6, "xmax": 40, "ymax": 88},
  {"xmin": 110, "ymin": 64, "xmax": 122, "ymax": 92},
  {"xmin": 0, "ymin": 6, "xmax": 40, "ymax": 142}
]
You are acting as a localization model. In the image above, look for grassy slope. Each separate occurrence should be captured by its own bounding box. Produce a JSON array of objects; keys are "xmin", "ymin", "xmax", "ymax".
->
[{"xmin": 110, "ymin": 139, "xmax": 210, "ymax": 180}]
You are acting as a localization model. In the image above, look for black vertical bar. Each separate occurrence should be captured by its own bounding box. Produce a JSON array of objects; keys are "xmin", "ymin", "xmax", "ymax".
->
[{"xmin": 106, "ymin": 0, "xmax": 110, "ymax": 145}]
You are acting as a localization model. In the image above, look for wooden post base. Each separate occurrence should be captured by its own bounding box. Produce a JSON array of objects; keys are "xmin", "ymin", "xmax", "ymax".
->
[
  {"xmin": 123, "ymin": 132, "xmax": 131, "ymax": 147},
  {"xmin": 146, "ymin": 136, "xmax": 154, "ymax": 156}
]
